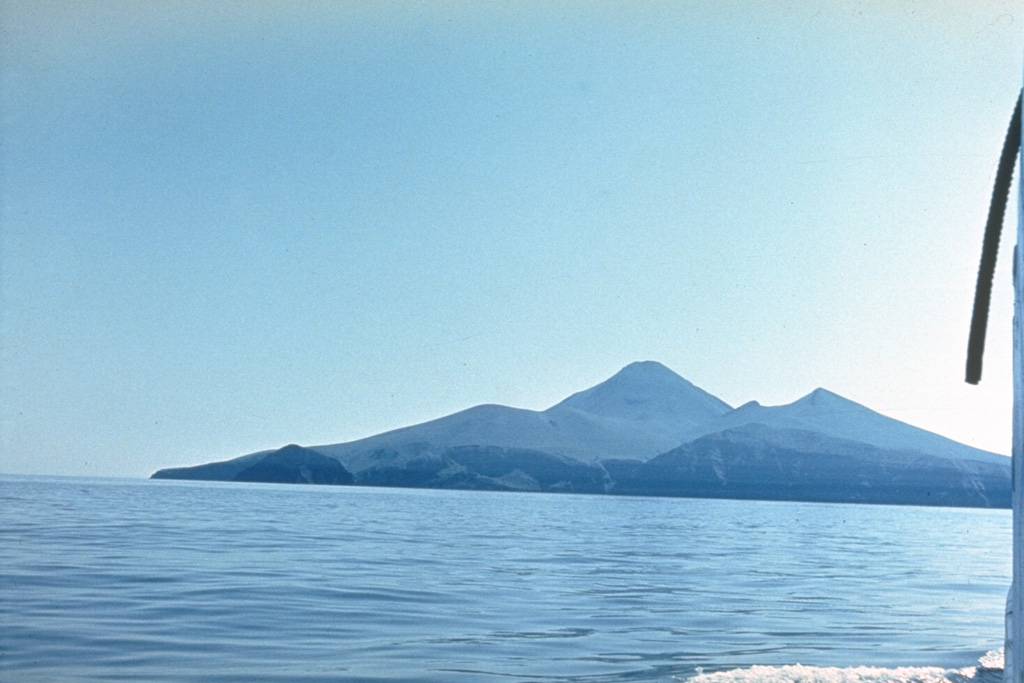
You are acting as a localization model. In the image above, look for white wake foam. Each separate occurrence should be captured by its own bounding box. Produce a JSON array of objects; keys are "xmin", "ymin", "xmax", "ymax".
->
[{"xmin": 682, "ymin": 651, "xmax": 1004, "ymax": 683}]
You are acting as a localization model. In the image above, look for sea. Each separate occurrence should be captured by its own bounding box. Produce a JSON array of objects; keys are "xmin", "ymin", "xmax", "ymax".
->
[{"xmin": 0, "ymin": 475, "xmax": 1011, "ymax": 683}]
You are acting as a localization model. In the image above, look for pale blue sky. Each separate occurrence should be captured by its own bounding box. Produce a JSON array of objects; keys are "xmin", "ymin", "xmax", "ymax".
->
[{"xmin": 1, "ymin": 1, "xmax": 1021, "ymax": 478}]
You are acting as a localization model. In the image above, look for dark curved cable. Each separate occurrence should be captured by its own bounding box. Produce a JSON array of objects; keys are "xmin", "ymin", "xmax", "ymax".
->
[{"xmin": 966, "ymin": 91, "xmax": 1021, "ymax": 385}]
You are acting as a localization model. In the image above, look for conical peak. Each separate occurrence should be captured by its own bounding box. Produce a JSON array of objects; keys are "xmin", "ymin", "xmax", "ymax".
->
[
  {"xmin": 616, "ymin": 360, "xmax": 680, "ymax": 378},
  {"xmin": 548, "ymin": 361, "xmax": 732, "ymax": 423},
  {"xmin": 807, "ymin": 387, "xmax": 839, "ymax": 400},
  {"xmin": 792, "ymin": 387, "xmax": 861, "ymax": 410},
  {"xmin": 601, "ymin": 361, "xmax": 693, "ymax": 391}
]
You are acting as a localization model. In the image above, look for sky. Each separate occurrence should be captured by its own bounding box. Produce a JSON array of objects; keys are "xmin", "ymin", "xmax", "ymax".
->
[{"xmin": 1, "ymin": 1, "xmax": 1022, "ymax": 479}]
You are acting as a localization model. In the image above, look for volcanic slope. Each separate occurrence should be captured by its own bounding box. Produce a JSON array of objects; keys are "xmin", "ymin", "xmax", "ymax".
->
[
  {"xmin": 316, "ymin": 360, "xmax": 733, "ymax": 472},
  {"xmin": 151, "ymin": 361, "xmax": 1009, "ymax": 506}
]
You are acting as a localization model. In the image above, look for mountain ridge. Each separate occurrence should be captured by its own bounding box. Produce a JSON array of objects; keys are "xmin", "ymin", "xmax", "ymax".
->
[
  {"xmin": 151, "ymin": 361, "xmax": 1009, "ymax": 508},
  {"xmin": 313, "ymin": 361, "xmax": 732, "ymax": 466},
  {"xmin": 692, "ymin": 385, "xmax": 1004, "ymax": 465}
]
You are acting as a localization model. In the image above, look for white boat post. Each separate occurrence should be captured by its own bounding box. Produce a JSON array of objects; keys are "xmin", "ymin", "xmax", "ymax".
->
[{"xmin": 1010, "ymin": 96, "xmax": 1024, "ymax": 683}]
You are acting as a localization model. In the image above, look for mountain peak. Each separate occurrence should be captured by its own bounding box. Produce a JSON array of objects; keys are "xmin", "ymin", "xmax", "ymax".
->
[
  {"xmin": 616, "ymin": 360, "xmax": 679, "ymax": 378},
  {"xmin": 546, "ymin": 361, "xmax": 732, "ymax": 430},
  {"xmin": 712, "ymin": 387, "xmax": 1007, "ymax": 463},
  {"xmin": 789, "ymin": 387, "xmax": 869, "ymax": 415},
  {"xmin": 797, "ymin": 387, "xmax": 846, "ymax": 404}
]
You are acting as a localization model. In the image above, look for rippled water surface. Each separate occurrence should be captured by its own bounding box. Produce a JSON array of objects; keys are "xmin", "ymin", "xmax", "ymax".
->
[{"xmin": 0, "ymin": 476, "xmax": 1010, "ymax": 682}]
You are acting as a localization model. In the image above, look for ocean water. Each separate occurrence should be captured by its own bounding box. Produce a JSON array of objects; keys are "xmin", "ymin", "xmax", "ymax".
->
[{"xmin": 0, "ymin": 476, "xmax": 1010, "ymax": 682}]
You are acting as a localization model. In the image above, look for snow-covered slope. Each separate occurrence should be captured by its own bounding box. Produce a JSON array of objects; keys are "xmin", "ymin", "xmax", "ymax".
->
[
  {"xmin": 316, "ymin": 361, "xmax": 731, "ymax": 468},
  {"xmin": 152, "ymin": 361, "xmax": 1009, "ymax": 506},
  {"xmin": 689, "ymin": 388, "xmax": 1005, "ymax": 464},
  {"xmin": 545, "ymin": 360, "xmax": 732, "ymax": 442}
]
